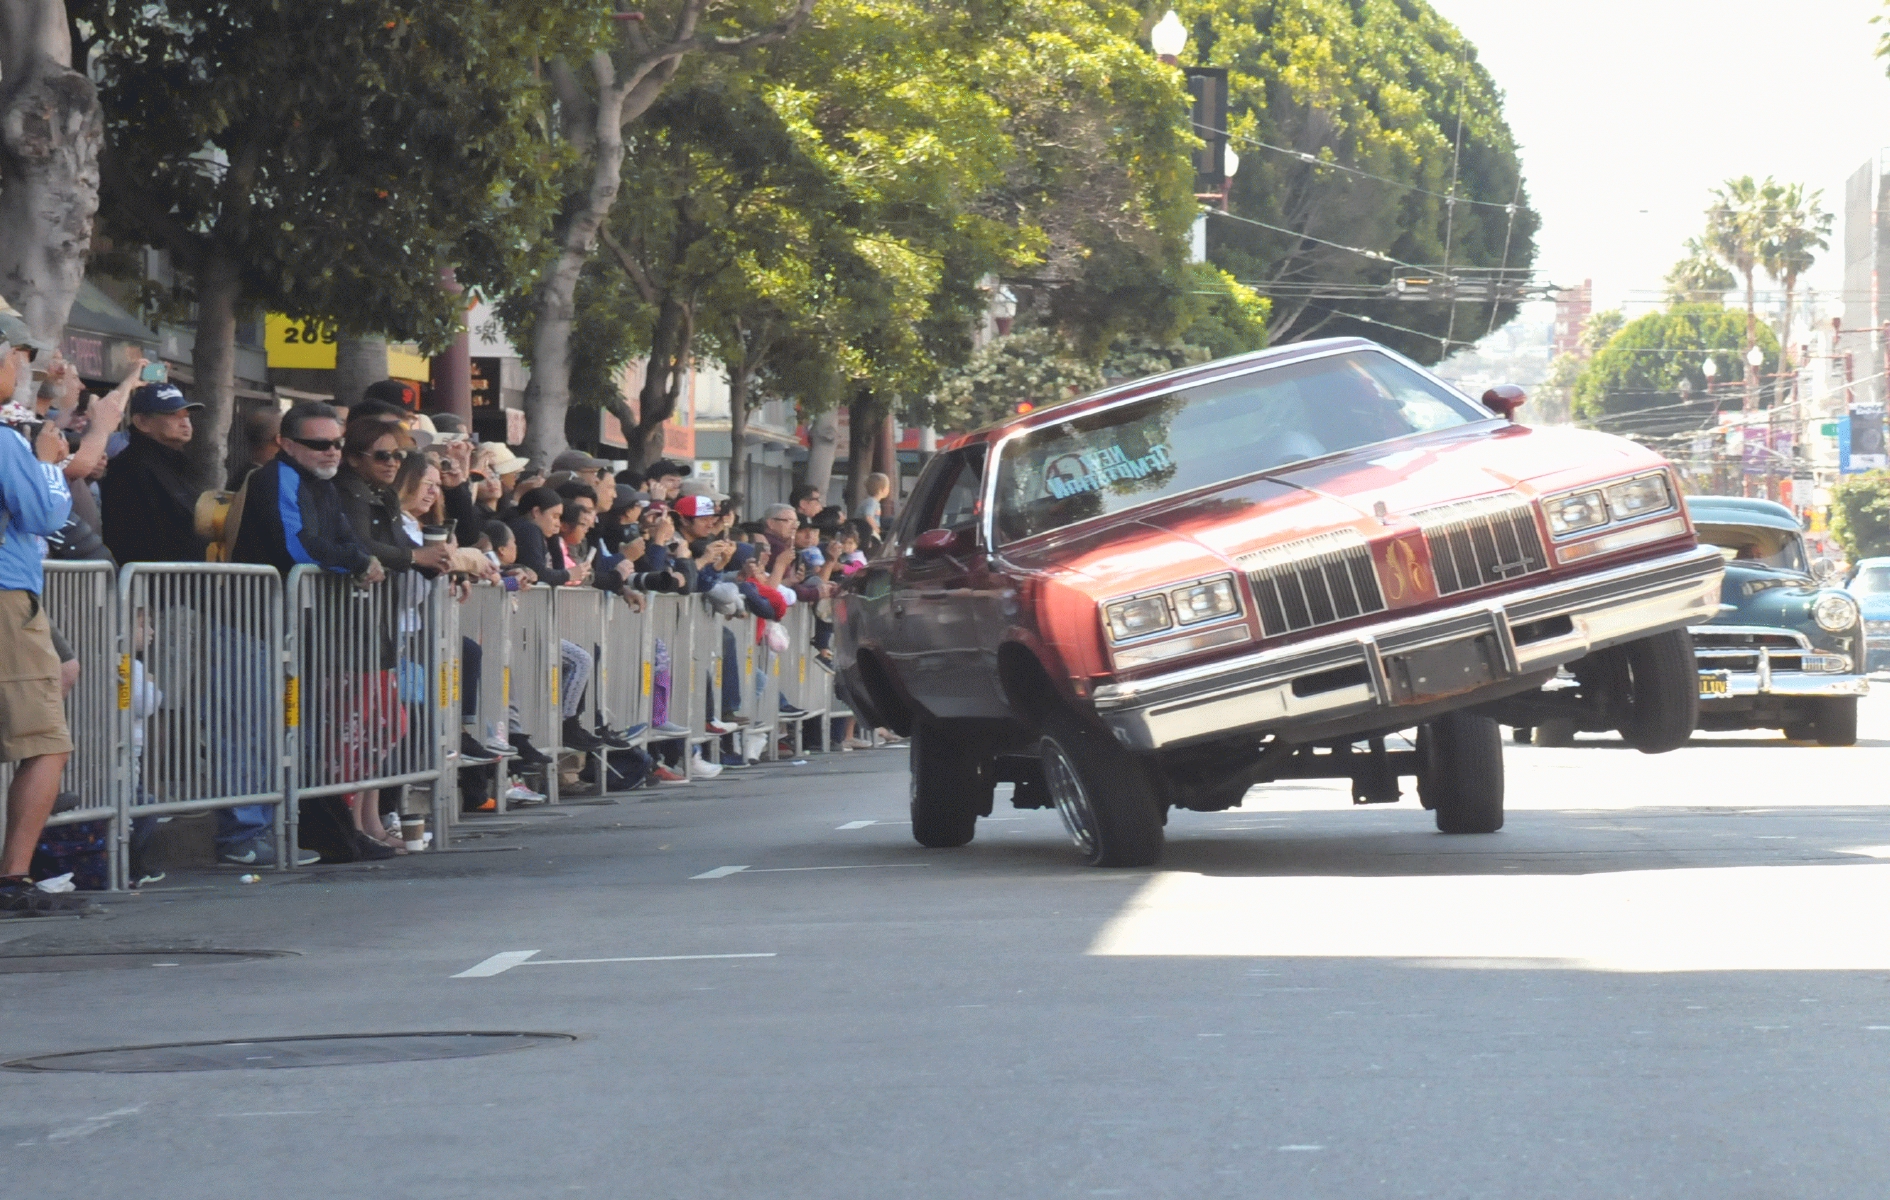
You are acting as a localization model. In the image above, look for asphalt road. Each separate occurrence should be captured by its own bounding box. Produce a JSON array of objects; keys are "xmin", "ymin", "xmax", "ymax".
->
[{"xmin": 10, "ymin": 695, "xmax": 1890, "ymax": 1199}]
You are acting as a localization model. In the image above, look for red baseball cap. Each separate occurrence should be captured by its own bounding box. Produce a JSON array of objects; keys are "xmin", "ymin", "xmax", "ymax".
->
[{"xmin": 673, "ymin": 494, "xmax": 718, "ymax": 519}]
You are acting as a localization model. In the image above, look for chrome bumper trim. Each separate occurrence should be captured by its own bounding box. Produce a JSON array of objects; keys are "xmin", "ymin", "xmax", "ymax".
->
[
  {"xmin": 1094, "ymin": 545, "xmax": 1723, "ymax": 750},
  {"xmin": 1699, "ymin": 671, "xmax": 1870, "ymax": 701}
]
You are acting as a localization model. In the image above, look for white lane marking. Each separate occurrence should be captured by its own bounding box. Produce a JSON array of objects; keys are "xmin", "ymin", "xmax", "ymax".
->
[
  {"xmin": 691, "ymin": 865, "xmax": 750, "ymax": 879},
  {"xmin": 220, "ymin": 1111, "xmax": 320, "ymax": 1118},
  {"xmin": 45, "ymin": 1106, "xmax": 143, "ymax": 1143},
  {"xmin": 523, "ymin": 953, "xmax": 775, "ymax": 966},
  {"xmin": 1277, "ymin": 1145, "xmax": 1324, "ymax": 1152},
  {"xmin": 1868, "ymin": 1026, "xmax": 1890, "ymax": 1031},
  {"xmin": 452, "ymin": 950, "xmax": 541, "ymax": 978},
  {"xmin": 836, "ymin": 820, "xmax": 876, "ymax": 830}
]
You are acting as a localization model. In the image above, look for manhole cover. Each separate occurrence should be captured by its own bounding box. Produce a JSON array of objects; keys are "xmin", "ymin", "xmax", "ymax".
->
[
  {"xmin": 0, "ymin": 950, "xmax": 289, "ymax": 974},
  {"xmin": 4, "ymin": 1032, "xmax": 575, "ymax": 1073}
]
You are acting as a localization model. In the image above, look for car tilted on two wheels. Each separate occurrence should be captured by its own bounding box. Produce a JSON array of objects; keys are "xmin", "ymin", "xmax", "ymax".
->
[{"xmin": 834, "ymin": 337, "xmax": 1726, "ymax": 866}]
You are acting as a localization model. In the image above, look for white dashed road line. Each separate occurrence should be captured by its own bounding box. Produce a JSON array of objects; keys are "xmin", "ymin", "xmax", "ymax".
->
[{"xmin": 454, "ymin": 950, "xmax": 776, "ymax": 978}]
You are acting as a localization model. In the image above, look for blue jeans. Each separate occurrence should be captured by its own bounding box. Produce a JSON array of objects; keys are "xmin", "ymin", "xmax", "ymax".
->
[{"xmin": 208, "ymin": 623, "xmax": 277, "ymax": 848}]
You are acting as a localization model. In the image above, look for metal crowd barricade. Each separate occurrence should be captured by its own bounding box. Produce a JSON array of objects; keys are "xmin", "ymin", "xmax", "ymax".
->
[
  {"xmin": 457, "ymin": 580, "xmax": 515, "ymax": 811},
  {"xmin": 284, "ymin": 565, "xmax": 454, "ymax": 859},
  {"xmin": 0, "ymin": 562, "xmax": 129, "ymax": 889},
  {"xmin": 644, "ymin": 594, "xmax": 702, "ymax": 764},
  {"xmin": 554, "ymin": 585, "xmax": 611, "ymax": 781},
  {"xmin": 775, "ymin": 604, "xmax": 829, "ymax": 754},
  {"xmin": 509, "ymin": 584, "xmax": 562, "ymax": 803},
  {"xmin": 122, "ymin": 562, "xmax": 287, "ymax": 884},
  {"xmin": 602, "ymin": 595, "xmax": 651, "ymax": 745}
]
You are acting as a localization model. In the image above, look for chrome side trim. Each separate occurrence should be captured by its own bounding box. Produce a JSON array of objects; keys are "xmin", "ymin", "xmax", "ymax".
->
[{"xmin": 1699, "ymin": 671, "xmax": 1870, "ymax": 701}]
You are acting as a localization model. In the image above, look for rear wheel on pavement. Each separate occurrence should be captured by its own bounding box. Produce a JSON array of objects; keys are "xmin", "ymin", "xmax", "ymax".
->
[
  {"xmin": 1614, "ymin": 630, "xmax": 1699, "ymax": 754},
  {"xmin": 1782, "ymin": 721, "xmax": 1817, "ymax": 742},
  {"xmin": 1814, "ymin": 697, "xmax": 1859, "ymax": 747},
  {"xmin": 1510, "ymin": 725, "xmax": 1533, "ymax": 745},
  {"xmin": 909, "ymin": 721, "xmax": 991, "ymax": 848},
  {"xmin": 1038, "ymin": 712, "xmax": 1163, "ymax": 867},
  {"xmin": 1417, "ymin": 710, "xmax": 1505, "ymax": 834}
]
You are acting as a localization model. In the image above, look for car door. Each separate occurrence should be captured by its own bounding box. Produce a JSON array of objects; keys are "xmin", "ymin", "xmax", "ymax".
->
[{"xmin": 885, "ymin": 446, "xmax": 1007, "ymax": 718}]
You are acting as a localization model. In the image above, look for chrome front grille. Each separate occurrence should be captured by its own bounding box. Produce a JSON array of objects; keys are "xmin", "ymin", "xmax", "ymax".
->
[
  {"xmin": 1238, "ymin": 530, "xmax": 1386, "ymax": 637},
  {"xmin": 1412, "ymin": 493, "xmax": 1548, "ymax": 596}
]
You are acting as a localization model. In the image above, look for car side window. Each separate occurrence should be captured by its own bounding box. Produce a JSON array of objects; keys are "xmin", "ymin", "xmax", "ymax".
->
[
  {"xmin": 935, "ymin": 445, "xmax": 987, "ymax": 533},
  {"xmin": 893, "ymin": 454, "xmax": 955, "ymax": 549}
]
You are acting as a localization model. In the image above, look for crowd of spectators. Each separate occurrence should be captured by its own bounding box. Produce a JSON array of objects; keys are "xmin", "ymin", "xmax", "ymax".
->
[{"xmin": 0, "ymin": 304, "xmax": 891, "ymax": 911}]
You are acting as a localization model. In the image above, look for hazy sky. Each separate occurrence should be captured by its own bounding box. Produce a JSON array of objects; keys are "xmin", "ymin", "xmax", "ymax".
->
[{"xmin": 1430, "ymin": 0, "xmax": 1890, "ymax": 317}]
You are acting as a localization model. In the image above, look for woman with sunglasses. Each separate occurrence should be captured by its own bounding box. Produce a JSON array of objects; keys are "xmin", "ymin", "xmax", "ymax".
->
[{"xmin": 335, "ymin": 419, "xmax": 454, "ymax": 574}]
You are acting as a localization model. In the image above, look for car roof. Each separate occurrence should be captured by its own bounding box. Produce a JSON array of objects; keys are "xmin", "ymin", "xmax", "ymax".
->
[
  {"xmin": 939, "ymin": 336, "xmax": 1429, "ymax": 451},
  {"xmin": 1853, "ymin": 557, "xmax": 1890, "ymax": 569},
  {"xmin": 1684, "ymin": 495, "xmax": 1802, "ymax": 532}
]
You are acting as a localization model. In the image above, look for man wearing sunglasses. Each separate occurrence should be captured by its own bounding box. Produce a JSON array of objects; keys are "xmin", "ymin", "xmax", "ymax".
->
[{"xmin": 232, "ymin": 403, "xmax": 384, "ymax": 583}]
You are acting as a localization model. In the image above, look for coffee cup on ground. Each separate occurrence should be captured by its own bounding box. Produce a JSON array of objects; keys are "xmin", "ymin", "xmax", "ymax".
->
[{"xmin": 401, "ymin": 816, "xmax": 426, "ymax": 850}]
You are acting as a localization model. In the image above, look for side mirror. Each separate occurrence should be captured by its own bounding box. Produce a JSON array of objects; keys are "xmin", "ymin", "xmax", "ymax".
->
[
  {"xmin": 1481, "ymin": 384, "xmax": 1527, "ymax": 422},
  {"xmin": 909, "ymin": 527, "xmax": 970, "ymax": 559}
]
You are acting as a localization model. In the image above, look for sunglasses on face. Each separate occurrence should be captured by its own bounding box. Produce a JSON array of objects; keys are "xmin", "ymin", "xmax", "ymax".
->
[
  {"xmin": 366, "ymin": 449, "xmax": 408, "ymax": 464},
  {"xmin": 290, "ymin": 436, "xmax": 344, "ymax": 452}
]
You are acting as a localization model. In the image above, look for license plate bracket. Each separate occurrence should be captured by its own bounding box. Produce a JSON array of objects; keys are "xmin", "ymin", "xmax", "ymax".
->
[
  {"xmin": 1388, "ymin": 635, "xmax": 1499, "ymax": 703},
  {"xmin": 1698, "ymin": 669, "xmax": 1731, "ymax": 699}
]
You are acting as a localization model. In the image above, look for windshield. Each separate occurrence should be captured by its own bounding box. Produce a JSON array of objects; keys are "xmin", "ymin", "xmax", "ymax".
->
[
  {"xmin": 1851, "ymin": 565, "xmax": 1890, "ymax": 595},
  {"xmin": 992, "ymin": 350, "xmax": 1481, "ymax": 543},
  {"xmin": 1694, "ymin": 523, "xmax": 1808, "ymax": 574}
]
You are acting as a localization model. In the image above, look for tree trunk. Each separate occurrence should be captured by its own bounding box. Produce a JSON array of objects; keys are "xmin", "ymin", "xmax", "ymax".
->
[
  {"xmin": 625, "ymin": 294, "xmax": 692, "ymax": 468},
  {"xmin": 187, "ymin": 249, "xmax": 242, "ymax": 492},
  {"xmin": 334, "ymin": 337, "xmax": 389, "ymax": 411},
  {"xmin": 803, "ymin": 408, "xmax": 840, "ymax": 500},
  {"xmin": 0, "ymin": 2, "xmax": 101, "ymax": 342},
  {"xmin": 728, "ymin": 363, "xmax": 752, "ymax": 510},
  {"xmin": 845, "ymin": 389, "xmax": 883, "ymax": 510},
  {"xmin": 1743, "ymin": 266, "xmax": 1759, "ymax": 415}
]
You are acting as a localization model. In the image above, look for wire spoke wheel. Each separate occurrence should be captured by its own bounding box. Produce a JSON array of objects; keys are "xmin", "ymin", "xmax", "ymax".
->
[{"xmin": 1041, "ymin": 737, "xmax": 1099, "ymax": 858}]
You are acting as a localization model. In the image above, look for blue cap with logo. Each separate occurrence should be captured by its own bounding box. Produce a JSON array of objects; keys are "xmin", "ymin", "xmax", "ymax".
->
[{"xmin": 129, "ymin": 383, "xmax": 203, "ymax": 415}]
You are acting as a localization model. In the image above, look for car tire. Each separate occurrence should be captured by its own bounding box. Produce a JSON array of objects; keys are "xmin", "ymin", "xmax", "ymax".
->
[
  {"xmin": 1782, "ymin": 721, "xmax": 1817, "ymax": 742},
  {"xmin": 1615, "ymin": 630, "xmax": 1699, "ymax": 754},
  {"xmin": 1418, "ymin": 710, "xmax": 1505, "ymax": 834},
  {"xmin": 1038, "ymin": 712, "xmax": 1163, "ymax": 868},
  {"xmin": 909, "ymin": 721, "xmax": 991, "ymax": 849},
  {"xmin": 1814, "ymin": 697, "xmax": 1859, "ymax": 747},
  {"xmin": 1532, "ymin": 718, "xmax": 1577, "ymax": 748}
]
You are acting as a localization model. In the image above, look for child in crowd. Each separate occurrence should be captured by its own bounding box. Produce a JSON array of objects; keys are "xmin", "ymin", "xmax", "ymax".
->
[{"xmin": 854, "ymin": 472, "xmax": 891, "ymax": 537}]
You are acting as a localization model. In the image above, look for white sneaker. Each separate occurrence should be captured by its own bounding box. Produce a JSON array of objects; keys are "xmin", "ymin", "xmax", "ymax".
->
[
  {"xmin": 504, "ymin": 782, "xmax": 546, "ymax": 804},
  {"xmin": 689, "ymin": 754, "xmax": 724, "ymax": 780}
]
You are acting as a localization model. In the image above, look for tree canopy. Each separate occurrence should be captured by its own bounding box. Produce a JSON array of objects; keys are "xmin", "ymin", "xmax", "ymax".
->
[{"xmin": 1571, "ymin": 303, "xmax": 1778, "ymax": 429}]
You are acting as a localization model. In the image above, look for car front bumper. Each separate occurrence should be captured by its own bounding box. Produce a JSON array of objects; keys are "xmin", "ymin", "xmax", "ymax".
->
[
  {"xmin": 1092, "ymin": 545, "xmax": 1724, "ymax": 751},
  {"xmin": 1696, "ymin": 668, "xmax": 1869, "ymax": 704}
]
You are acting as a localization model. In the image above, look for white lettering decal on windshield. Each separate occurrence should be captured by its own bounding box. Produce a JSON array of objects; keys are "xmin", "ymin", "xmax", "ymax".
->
[{"xmin": 1045, "ymin": 444, "xmax": 1173, "ymax": 499}]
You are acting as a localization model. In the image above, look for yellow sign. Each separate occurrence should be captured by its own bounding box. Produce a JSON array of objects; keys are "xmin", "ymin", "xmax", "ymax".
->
[
  {"xmin": 642, "ymin": 661, "xmax": 653, "ymax": 696},
  {"xmin": 387, "ymin": 343, "xmax": 430, "ymax": 380},
  {"xmin": 502, "ymin": 666, "xmax": 511, "ymax": 705},
  {"xmin": 265, "ymin": 314, "xmax": 338, "ymax": 369},
  {"xmin": 116, "ymin": 654, "xmax": 131, "ymax": 710},
  {"xmin": 285, "ymin": 676, "xmax": 301, "ymax": 727}
]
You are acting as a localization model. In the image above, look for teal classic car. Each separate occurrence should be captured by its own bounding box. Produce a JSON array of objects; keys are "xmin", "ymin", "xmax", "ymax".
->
[{"xmin": 1683, "ymin": 496, "xmax": 1866, "ymax": 744}]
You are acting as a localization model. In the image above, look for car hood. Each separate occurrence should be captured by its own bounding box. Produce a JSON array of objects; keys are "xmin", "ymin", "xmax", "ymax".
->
[
  {"xmin": 998, "ymin": 421, "xmax": 1663, "ymax": 600},
  {"xmin": 1852, "ymin": 591, "xmax": 1890, "ymax": 621}
]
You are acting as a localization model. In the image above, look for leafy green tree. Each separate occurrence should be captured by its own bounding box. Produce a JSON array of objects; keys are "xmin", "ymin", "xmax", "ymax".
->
[
  {"xmin": 76, "ymin": 1, "xmax": 570, "ymax": 484},
  {"xmin": 1665, "ymin": 237, "xmax": 1736, "ymax": 305},
  {"xmin": 931, "ymin": 328, "xmax": 1107, "ymax": 433},
  {"xmin": 1831, "ymin": 472, "xmax": 1890, "ymax": 561},
  {"xmin": 1170, "ymin": 0, "xmax": 1537, "ymax": 363},
  {"xmin": 1572, "ymin": 303, "xmax": 1777, "ymax": 426}
]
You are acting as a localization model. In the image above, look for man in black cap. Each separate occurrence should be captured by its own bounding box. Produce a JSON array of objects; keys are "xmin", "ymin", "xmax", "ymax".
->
[{"xmin": 99, "ymin": 382, "xmax": 209, "ymax": 565}]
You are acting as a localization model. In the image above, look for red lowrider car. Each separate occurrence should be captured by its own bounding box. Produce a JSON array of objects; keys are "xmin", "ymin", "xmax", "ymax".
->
[{"xmin": 835, "ymin": 338, "xmax": 1724, "ymax": 866}]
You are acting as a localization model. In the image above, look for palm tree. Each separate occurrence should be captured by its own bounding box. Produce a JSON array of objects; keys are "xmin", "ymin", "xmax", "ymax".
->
[
  {"xmin": 1761, "ymin": 183, "xmax": 1833, "ymax": 383},
  {"xmin": 1664, "ymin": 236, "xmax": 1736, "ymax": 306},
  {"xmin": 1705, "ymin": 175, "xmax": 1782, "ymax": 409}
]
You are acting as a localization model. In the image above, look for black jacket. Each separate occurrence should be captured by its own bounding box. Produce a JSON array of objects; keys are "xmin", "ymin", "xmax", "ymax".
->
[
  {"xmin": 334, "ymin": 469, "xmax": 416, "ymax": 572},
  {"xmin": 232, "ymin": 458, "xmax": 374, "ymax": 577},
  {"xmin": 506, "ymin": 517, "xmax": 568, "ymax": 587},
  {"xmin": 441, "ymin": 482, "xmax": 482, "ymax": 547},
  {"xmin": 99, "ymin": 429, "xmax": 208, "ymax": 563}
]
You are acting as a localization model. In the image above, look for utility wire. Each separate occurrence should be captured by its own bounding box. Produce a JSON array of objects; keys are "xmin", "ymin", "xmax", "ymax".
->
[
  {"xmin": 1196, "ymin": 122, "xmax": 1524, "ymax": 213},
  {"xmin": 1205, "ymin": 207, "xmax": 1427, "ymax": 270}
]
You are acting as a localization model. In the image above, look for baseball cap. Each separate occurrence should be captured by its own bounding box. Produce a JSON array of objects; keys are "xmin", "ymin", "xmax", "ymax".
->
[
  {"xmin": 679, "ymin": 478, "xmax": 729, "ymax": 502},
  {"xmin": 129, "ymin": 383, "xmax": 203, "ymax": 415},
  {"xmin": 0, "ymin": 296, "xmax": 51, "ymax": 354},
  {"xmin": 552, "ymin": 449, "xmax": 611, "ymax": 472},
  {"xmin": 673, "ymin": 494, "xmax": 718, "ymax": 519},
  {"xmin": 647, "ymin": 457, "xmax": 691, "ymax": 479},
  {"xmin": 362, "ymin": 378, "xmax": 419, "ymax": 409}
]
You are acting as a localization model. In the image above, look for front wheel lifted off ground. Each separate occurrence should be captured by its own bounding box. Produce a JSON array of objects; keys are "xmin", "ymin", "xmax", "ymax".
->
[
  {"xmin": 1417, "ymin": 710, "xmax": 1505, "ymax": 834},
  {"xmin": 1615, "ymin": 629, "xmax": 1699, "ymax": 754},
  {"xmin": 909, "ymin": 721, "xmax": 991, "ymax": 848},
  {"xmin": 1038, "ymin": 712, "xmax": 1163, "ymax": 867}
]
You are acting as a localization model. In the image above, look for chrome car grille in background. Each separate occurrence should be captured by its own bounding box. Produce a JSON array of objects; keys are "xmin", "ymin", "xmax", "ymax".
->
[
  {"xmin": 1238, "ymin": 530, "xmax": 1386, "ymax": 637},
  {"xmin": 1412, "ymin": 493, "xmax": 1548, "ymax": 595},
  {"xmin": 1691, "ymin": 628, "xmax": 1809, "ymax": 674}
]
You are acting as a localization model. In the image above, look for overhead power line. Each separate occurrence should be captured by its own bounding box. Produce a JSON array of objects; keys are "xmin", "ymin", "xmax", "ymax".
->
[{"xmin": 1195, "ymin": 122, "xmax": 1527, "ymax": 213}]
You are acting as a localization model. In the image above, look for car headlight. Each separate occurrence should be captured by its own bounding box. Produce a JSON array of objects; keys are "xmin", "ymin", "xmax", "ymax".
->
[
  {"xmin": 1604, "ymin": 472, "xmax": 1673, "ymax": 521},
  {"xmin": 1105, "ymin": 594, "xmax": 1173, "ymax": 641},
  {"xmin": 1812, "ymin": 592, "xmax": 1860, "ymax": 633},
  {"xmin": 1171, "ymin": 576, "xmax": 1240, "ymax": 624},
  {"xmin": 1544, "ymin": 490, "xmax": 1608, "ymax": 537}
]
